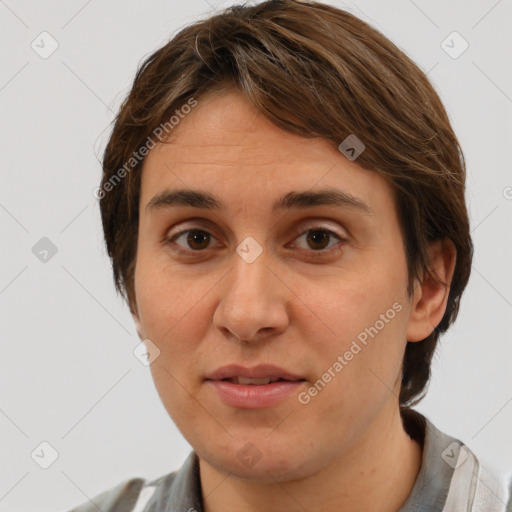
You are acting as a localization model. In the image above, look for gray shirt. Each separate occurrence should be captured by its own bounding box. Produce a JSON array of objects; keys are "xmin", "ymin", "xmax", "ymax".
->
[{"xmin": 68, "ymin": 413, "xmax": 511, "ymax": 511}]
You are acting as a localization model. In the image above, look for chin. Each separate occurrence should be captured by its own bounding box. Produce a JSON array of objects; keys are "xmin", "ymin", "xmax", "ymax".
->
[{"xmin": 198, "ymin": 437, "xmax": 321, "ymax": 483}]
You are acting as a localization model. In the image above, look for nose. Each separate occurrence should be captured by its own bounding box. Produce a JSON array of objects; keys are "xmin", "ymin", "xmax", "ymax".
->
[{"xmin": 213, "ymin": 245, "xmax": 289, "ymax": 344}]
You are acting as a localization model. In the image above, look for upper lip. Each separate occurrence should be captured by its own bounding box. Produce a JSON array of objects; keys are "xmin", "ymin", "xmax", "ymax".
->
[{"xmin": 205, "ymin": 364, "xmax": 305, "ymax": 381}]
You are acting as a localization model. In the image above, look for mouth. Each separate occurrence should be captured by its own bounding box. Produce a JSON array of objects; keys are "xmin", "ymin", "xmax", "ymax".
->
[
  {"xmin": 218, "ymin": 376, "xmax": 305, "ymax": 385},
  {"xmin": 205, "ymin": 364, "xmax": 307, "ymax": 409},
  {"xmin": 205, "ymin": 363, "xmax": 305, "ymax": 383}
]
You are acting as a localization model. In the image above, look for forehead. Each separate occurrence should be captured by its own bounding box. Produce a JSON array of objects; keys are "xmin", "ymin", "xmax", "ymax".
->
[{"xmin": 139, "ymin": 89, "xmax": 395, "ymax": 215}]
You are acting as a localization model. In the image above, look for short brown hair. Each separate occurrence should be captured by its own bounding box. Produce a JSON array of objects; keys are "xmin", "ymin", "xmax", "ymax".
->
[{"xmin": 99, "ymin": 0, "xmax": 473, "ymax": 410}]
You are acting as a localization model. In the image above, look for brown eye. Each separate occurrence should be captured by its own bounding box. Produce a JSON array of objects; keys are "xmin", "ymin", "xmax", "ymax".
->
[
  {"xmin": 306, "ymin": 229, "xmax": 331, "ymax": 250},
  {"xmin": 172, "ymin": 229, "xmax": 214, "ymax": 251},
  {"xmin": 291, "ymin": 228, "xmax": 344, "ymax": 252}
]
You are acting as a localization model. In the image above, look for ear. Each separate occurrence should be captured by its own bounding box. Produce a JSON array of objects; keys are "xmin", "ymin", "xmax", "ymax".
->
[{"xmin": 406, "ymin": 239, "xmax": 457, "ymax": 342}]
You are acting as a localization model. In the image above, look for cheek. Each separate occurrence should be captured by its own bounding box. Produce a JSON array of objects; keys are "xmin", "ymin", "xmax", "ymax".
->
[
  {"xmin": 134, "ymin": 252, "xmax": 208, "ymax": 342},
  {"xmin": 134, "ymin": 258, "xmax": 210, "ymax": 413},
  {"xmin": 311, "ymin": 267, "xmax": 409, "ymax": 399},
  {"xmin": 323, "ymin": 265, "xmax": 406, "ymax": 336}
]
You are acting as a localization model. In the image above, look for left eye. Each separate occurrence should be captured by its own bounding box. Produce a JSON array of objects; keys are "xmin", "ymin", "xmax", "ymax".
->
[{"xmin": 289, "ymin": 228, "xmax": 344, "ymax": 252}]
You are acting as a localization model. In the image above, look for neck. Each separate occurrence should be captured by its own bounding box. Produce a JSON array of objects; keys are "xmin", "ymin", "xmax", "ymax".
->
[{"xmin": 199, "ymin": 407, "xmax": 423, "ymax": 512}]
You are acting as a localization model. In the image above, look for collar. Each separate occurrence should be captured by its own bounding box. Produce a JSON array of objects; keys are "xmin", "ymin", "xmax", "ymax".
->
[{"xmin": 398, "ymin": 413, "xmax": 459, "ymax": 511}]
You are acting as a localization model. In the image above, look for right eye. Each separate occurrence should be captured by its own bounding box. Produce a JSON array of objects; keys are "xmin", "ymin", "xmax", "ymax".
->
[{"xmin": 164, "ymin": 228, "xmax": 218, "ymax": 252}]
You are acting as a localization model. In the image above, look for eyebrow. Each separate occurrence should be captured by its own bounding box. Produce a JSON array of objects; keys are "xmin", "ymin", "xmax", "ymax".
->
[{"xmin": 146, "ymin": 188, "xmax": 373, "ymax": 215}]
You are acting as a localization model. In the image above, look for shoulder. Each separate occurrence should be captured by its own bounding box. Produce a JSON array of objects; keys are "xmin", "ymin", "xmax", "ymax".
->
[
  {"xmin": 66, "ymin": 472, "xmax": 176, "ymax": 512},
  {"xmin": 66, "ymin": 451, "xmax": 200, "ymax": 512},
  {"xmin": 400, "ymin": 411, "xmax": 512, "ymax": 512},
  {"xmin": 466, "ymin": 460, "xmax": 512, "ymax": 512},
  {"xmin": 427, "ymin": 422, "xmax": 512, "ymax": 511}
]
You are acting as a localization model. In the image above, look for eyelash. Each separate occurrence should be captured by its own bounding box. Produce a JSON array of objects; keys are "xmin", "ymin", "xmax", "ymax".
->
[{"xmin": 163, "ymin": 225, "xmax": 347, "ymax": 256}]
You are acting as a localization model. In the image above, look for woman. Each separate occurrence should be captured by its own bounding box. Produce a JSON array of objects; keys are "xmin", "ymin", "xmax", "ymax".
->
[{"xmin": 70, "ymin": 1, "xmax": 511, "ymax": 510}]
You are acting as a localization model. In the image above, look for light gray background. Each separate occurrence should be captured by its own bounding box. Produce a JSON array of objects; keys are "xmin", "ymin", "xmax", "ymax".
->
[{"xmin": 1, "ymin": 0, "xmax": 511, "ymax": 510}]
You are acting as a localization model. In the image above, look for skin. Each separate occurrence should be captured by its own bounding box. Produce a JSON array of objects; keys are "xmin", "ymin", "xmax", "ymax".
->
[{"xmin": 131, "ymin": 88, "xmax": 456, "ymax": 512}]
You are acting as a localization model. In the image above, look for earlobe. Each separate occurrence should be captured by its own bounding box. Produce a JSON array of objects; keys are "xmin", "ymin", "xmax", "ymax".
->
[{"xmin": 406, "ymin": 239, "xmax": 457, "ymax": 342}]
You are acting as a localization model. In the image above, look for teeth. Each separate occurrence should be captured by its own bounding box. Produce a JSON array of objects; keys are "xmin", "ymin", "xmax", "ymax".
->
[{"xmin": 234, "ymin": 376, "xmax": 281, "ymax": 385}]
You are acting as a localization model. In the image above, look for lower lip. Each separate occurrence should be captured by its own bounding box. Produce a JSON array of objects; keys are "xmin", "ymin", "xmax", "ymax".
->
[{"xmin": 206, "ymin": 380, "xmax": 305, "ymax": 409}]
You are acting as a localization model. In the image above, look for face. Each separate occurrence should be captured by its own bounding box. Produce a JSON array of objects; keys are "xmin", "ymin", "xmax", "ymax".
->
[{"xmin": 132, "ymin": 88, "xmax": 417, "ymax": 482}]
